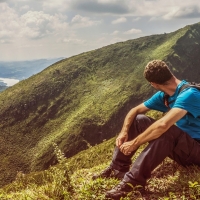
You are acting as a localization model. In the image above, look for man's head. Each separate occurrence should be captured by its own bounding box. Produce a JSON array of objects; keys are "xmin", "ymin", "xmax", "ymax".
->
[{"xmin": 144, "ymin": 60, "xmax": 173, "ymax": 85}]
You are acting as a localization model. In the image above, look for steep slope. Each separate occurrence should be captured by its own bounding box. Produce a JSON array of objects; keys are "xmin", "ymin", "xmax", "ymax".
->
[
  {"xmin": 0, "ymin": 22, "xmax": 200, "ymax": 186},
  {"xmin": 167, "ymin": 23, "xmax": 200, "ymax": 80}
]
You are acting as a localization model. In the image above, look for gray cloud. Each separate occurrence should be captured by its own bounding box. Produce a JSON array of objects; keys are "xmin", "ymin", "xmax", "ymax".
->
[
  {"xmin": 1, "ymin": 0, "xmax": 200, "ymax": 61},
  {"xmin": 71, "ymin": 0, "xmax": 129, "ymax": 15},
  {"xmin": 175, "ymin": 7, "xmax": 200, "ymax": 18},
  {"xmin": 20, "ymin": 11, "xmax": 69, "ymax": 40},
  {"xmin": 163, "ymin": 6, "xmax": 200, "ymax": 20}
]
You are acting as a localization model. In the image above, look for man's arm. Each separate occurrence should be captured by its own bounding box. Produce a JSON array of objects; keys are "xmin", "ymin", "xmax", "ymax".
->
[
  {"xmin": 116, "ymin": 103, "xmax": 150, "ymax": 147},
  {"xmin": 119, "ymin": 107, "xmax": 187, "ymax": 155}
]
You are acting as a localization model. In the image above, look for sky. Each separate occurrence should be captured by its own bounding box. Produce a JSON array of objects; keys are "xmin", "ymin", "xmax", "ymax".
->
[{"xmin": 1, "ymin": 0, "xmax": 200, "ymax": 61}]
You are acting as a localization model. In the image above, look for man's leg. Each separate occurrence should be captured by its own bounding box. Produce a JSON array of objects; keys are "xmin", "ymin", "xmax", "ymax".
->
[
  {"xmin": 93, "ymin": 114, "xmax": 154, "ymax": 180},
  {"xmin": 169, "ymin": 133, "xmax": 200, "ymax": 167},
  {"xmin": 123, "ymin": 124, "xmax": 200, "ymax": 186},
  {"xmin": 106, "ymin": 117, "xmax": 200, "ymax": 199},
  {"xmin": 110, "ymin": 114, "xmax": 154, "ymax": 172}
]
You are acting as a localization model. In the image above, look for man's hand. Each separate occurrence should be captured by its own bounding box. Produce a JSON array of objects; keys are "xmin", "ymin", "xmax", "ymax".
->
[
  {"xmin": 119, "ymin": 140, "xmax": 138, "ymax": 155},
  {"xmin": 116, "ymin": 104, "xmax": 149, "ymax": 149},
  {"xmin": 116, "ymin": 132, "xmax": 128, "ymax": 148}
]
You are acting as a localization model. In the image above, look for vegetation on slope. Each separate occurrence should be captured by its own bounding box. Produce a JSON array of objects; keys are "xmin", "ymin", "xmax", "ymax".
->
[
  {"xmin": 1, "ymin": 111, "xmax": 200, "ymax": 199},
  {"xmin": 0, "ymin": 22, "xmax": 200, "ymax": 187}
]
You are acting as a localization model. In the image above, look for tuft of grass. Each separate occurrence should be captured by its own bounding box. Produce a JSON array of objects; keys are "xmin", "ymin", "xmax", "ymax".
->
[
  {"xmin": 0, "ymin": 110, "xmax": 199, "ymax": 199},
  {"xmin": 0, "ymin": 143, "xmax": 74, "ymax": 200},
  {"xmin": 1, "ymin": 134, "xmax": 200, "ymax": 199}
]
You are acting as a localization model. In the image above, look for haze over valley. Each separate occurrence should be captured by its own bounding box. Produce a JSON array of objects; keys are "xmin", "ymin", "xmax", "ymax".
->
[{"xmin": 0, "ymin": 58, "xmax": 64, "ymax": 90}]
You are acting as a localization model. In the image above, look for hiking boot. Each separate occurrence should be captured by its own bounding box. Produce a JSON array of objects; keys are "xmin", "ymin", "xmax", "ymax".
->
[
  {"xmin": 105, "ymin": 181, "xmax": 134, "ymax": 200},
  {"xmin": 92, "ymin": 166, "xmax": 126, "ymax": 180}
]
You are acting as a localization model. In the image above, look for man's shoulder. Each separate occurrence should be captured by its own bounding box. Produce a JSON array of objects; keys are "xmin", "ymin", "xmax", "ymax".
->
[
  {"xmin": 180, "ymin": 87, "xmax": 200, "ymax": 96},
  {"xmin": 152, "ymin": 91, "xmax": 165, "ymax": 98},
  {"xmin": 179, "ymin": 82, "xmax": 200, "ymax": 94},
  {"xmin": 177, "ymin": 87, "xmax": 200, "ymax": 103}
]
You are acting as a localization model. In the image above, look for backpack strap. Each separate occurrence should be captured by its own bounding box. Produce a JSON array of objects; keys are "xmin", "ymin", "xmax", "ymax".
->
[
  {"xmin": 164, "ymin": 82, "xmax": 200, "ymax": 108},
  {"xmin": 163, "ymin": 84, "xmax": 188, "ymax": 109},
  {"xmin": 178, "ymin": 82, "xmax": 200, "ymax": 94},
  {"xmin": 163, "ymin": 82, "xmax": 200, "ymax": 117}
]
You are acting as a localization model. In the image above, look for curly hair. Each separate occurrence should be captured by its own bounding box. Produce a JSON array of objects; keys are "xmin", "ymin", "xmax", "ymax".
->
[{"xmin": 144, "ymin": 60, "xmax": 173, "ymax": 84}]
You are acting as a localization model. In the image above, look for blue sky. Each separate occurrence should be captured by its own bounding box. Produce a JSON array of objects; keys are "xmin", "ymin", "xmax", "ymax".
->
[{"xmin": 0, "ymin": 0, "xmax": 200, "ymax": 61}]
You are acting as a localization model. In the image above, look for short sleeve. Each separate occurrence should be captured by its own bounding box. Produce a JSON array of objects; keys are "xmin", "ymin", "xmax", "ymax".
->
[
  {"xmin": 173, "ymin": 88, "xmax": 200, "ymax": 118},
  {"xmin": 144, "ymin": 91, "xmax": 168, "ymax": 112}
]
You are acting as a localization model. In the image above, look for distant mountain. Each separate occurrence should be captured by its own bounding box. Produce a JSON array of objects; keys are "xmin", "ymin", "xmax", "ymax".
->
[
  {"xmin": 0, "ymin": 22, "xmax": 200, "ymax": 187},
  {"xmin": 0, "ymin": 58, "xmax": 65, "ymax": 80},
  {"xmin": 0, "ymin": 78, "xmax": 8, "ymax": 90},
  {"xmin": 0, "ymin": 58, "xmax": 64, "ymax": 91},
  {"xmin": 0, "ymin": 85, "xmax": 7, "ymax": 92}
]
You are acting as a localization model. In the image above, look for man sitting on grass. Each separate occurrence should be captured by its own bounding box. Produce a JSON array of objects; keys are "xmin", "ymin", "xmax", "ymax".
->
[{"xmin": 93, "ymin": 60, "xmax": 200, "ymax": 200}]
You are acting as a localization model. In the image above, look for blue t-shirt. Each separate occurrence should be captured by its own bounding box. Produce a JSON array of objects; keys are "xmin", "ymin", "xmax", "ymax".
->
[{"xmin": 144, "ymin": 80, "xmax": 200, "ymax": 139}]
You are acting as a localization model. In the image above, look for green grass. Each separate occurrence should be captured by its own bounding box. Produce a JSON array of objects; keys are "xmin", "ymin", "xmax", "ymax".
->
[{"xmin": 1, "ymin": 133, "xmax": 200, "ymax": 200}]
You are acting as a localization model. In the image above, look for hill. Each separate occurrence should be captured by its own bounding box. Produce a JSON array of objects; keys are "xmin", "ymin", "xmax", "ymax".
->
[
  {"xmin": 1, "ymin": 123, "xmax": 200, "ymax": 199},
  {"xmin": 0, "ymin": 22, "xmax": 200, "ymax": 186}
]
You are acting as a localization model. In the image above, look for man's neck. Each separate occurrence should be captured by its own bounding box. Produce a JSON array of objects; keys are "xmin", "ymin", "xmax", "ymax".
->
[{"xmin": 161, "ymin": 77, "xmax": 181, "ymax": 96}]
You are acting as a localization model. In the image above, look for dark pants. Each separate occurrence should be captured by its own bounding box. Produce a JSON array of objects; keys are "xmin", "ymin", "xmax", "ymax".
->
[{"xmin": 110, "ymin": 114, "xmax": 200, "ymax": 186}]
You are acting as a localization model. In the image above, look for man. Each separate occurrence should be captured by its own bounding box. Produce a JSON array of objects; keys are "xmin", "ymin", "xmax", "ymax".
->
[{"xmin": 92, "ymin": 60, "xmax": 200, "ymax": 199}]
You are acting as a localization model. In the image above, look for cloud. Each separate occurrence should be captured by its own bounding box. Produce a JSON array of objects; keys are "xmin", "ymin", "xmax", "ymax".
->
[
  {"xmin": 108, "ymin": 0, "xmax": 200, "ymax": 21},
  {"xmin": 111, "ymin": 30, "xmax": 119, "ymax": 35},
  {"xmin": 71, "ymin": 14, "xmax": 101, "ymax": 28},
  {"xmin": 0, "ymin": 39, "xmax": 12, "ymax": 44},
  {"xmin": 0, "ymin": 3, "xmax": 20, "ymax": 41},
  {"xmin": 42, "ymin": 0, "xmax": 70, "ymax": 13},
  {"xmin": 112, "ymin": 17, "xmax": 127, "ymax": 24},
  {"xmin": 17, "ymin": 1, "xmax": 200, "ymax": 20},
  {"xmin": 20, "ymin": 11, "xmax": 68, "ymax": 39},
  {"xmin": 97, "ymin": 0, "xmax": 120, "ymax": 3},
  {"xmin": 62, "ymin": 38, "xmax": 85, "ymax": 44},
  {"xmin": 3, "ymin": 1, "xmax": 200, "ymax": 22},
  {"xmin": 1, "ymin": 0, "xmax": 200, "ymax": 62},
  {"xmin": 0, "ymin": 3, "xmax": 69, "ymax": 41},
  {"xmin": 133, "ymin": 17, "xmax": 141, "ymax": 21},
  {"xmin": 20, "ymin": 5, "xmax": 30, "ymax": 11},
  {"xmin": 71, "ymin": 0, "xmax": 129, "ymax": 15},
  {"xmin": 124, "ymin": 28, "xmax": 142, "ymax": 35},
  {"xmin": 163, "ymin": 6, "xmax": 200, "ymax": 20}
]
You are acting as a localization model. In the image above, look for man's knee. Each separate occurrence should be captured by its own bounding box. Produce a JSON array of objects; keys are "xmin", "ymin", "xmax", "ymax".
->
[
  {"xmin": 135, "ymin": 114, "xmax": 149, "ymax": 122},
  {"xmin": 135, "ymin": 114, "xmax": 154, "ymax": 127},
  {"xmin": 128, "ymin": 114, "xmax": 154, "ymax": 139}
]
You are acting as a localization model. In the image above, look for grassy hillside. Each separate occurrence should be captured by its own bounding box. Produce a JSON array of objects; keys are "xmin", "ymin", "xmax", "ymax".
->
[
  {"xmin": 1, "ymin": 116, "xmax": 200, "ymax": 199},
  {"xmin": 0, "ymin": 22, "xmax": 200, "ymax": 187}
]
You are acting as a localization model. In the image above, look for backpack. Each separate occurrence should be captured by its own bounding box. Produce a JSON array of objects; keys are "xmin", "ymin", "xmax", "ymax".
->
[{"xmin": 164, "ymin": 82, "xmax": 200, "ymax": 109}]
